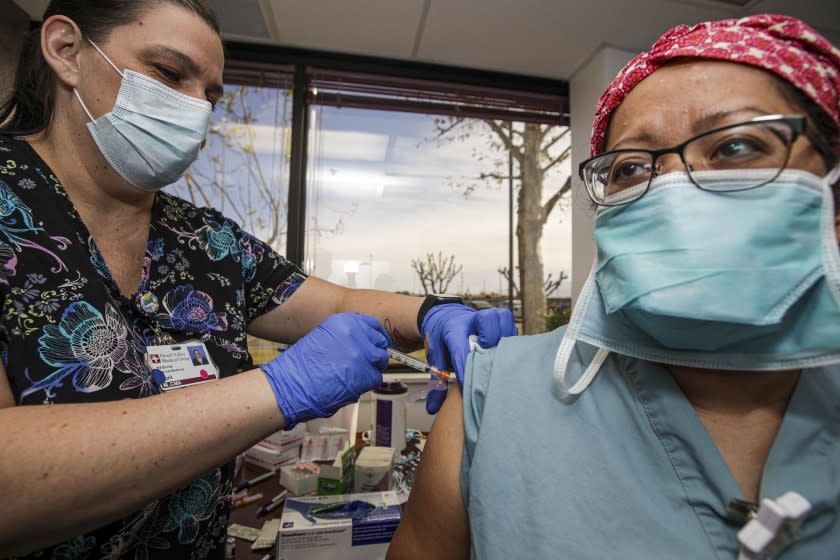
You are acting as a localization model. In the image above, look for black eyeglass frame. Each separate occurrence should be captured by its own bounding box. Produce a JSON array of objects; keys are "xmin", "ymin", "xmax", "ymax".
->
[{"xmin": 578, "ymin": 114, "xmax": 827, "ymax": 207}]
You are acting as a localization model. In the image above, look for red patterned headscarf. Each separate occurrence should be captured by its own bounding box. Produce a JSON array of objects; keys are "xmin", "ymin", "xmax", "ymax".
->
[{"xmin": 590, "ymin": 14, "xmax": 840, "ymax": 156}]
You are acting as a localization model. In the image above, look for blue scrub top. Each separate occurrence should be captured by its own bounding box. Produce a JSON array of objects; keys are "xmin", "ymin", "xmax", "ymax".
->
[{"xmin": 460, "ymin": 327, "xmax": 840, "ymax": 559}]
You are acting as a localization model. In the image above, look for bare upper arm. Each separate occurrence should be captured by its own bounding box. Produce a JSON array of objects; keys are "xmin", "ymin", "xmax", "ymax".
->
[
  {"xmin": 0, "ymin": 361, "xmax": 14, "ymax": 409},
  {"xmin": 247, "ymin": 275, "xmax": 423, "ymax": 348},
  {"xmin": 247, "ymin": 276, "xmax": 345, "ymax": 343},
  {"xmin": 387, "ymin": 388, "xmax": 470, "ymax": 560}
]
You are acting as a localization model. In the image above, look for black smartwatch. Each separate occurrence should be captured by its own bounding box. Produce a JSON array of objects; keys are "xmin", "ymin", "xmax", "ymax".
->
[{"xmin": 417, "ymin": 293, "xmax": 464, "ymax": 332}]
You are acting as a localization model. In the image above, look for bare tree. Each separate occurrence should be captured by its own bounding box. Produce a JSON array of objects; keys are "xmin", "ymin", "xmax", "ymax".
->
[
  {"xmin": 411, "ymin": 252, "xmax": 463, "ymax": 295},
  {"xmin": 171, "ymin": 85, "xmax": 353, "ymax": 255},
  {"xmin": 544, "ymin": 271, "xmax": 569, "ymax": 298},
  {"xmin": 498, "ymin": 267, "xmax": 568, "ymax": 299},
  {"xmin": 170, "ymin": 86, "xmax": 291, "ymax": 251},
  {"xmin": 434, "ymin": 118, "xmax": 572, "ymax": 333}
]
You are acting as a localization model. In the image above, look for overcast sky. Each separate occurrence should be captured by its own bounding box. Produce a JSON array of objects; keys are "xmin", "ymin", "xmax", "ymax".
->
[{"xmin": 170, "ymin": 88, "xmax": 573, "ymax": 298}]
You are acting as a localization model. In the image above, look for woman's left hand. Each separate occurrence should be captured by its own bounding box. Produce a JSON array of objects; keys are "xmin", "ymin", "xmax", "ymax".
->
[{"xmin": 420, "ymin": 304, "xmax": 517, "ymax": 413}]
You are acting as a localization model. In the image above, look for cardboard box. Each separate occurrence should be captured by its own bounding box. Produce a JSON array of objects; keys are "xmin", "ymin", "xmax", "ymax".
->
[
  {"xmin": 280, "ymin": 464, "xmax": 320, "ymax": 496},
  {"xmin": 262, "ymin": 422, "xmax": 306, "ymax": 449},
  {"xmin": 276, "ymin": 491, "xmax": 402, "ymax": 560},
  {"xmin": 316, "ymin": 441, "xmax": 355, "ymax": 495},
  {"xmin": 244, "ymin": 442, "xmax": 300, "ymax": 470},
  {"xmin": 245, "ymin": 422, "xmax": 307, "ymax": 470},
  {"xmin": 354, "ymin": 446, "xmax": 396, "ymax": 493}
]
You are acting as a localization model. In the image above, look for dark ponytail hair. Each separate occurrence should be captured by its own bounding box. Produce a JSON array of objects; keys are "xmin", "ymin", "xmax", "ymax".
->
[{"xmin": 0, "ymin": 0, "xmax": 219, "ymax": 136}]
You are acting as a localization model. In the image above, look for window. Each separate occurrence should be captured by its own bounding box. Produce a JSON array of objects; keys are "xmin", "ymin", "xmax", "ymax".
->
[
  {"xmin": 305, "ymin": 69, "xmax": 571, "ymax": 333},
  {"xmin": 169, "ymin": 51, "xmax": 570, "ymax": 366},
  {"xmin": 167, "ymin": 66, "xmax": 294, "ymax": 255},
  {"xmin": 305, "ymin": 105, "xmax": 514, "ymax": 296},
  {"xmin": 166, "ymin": 65, "xmax": 295, "ymax": 364}
]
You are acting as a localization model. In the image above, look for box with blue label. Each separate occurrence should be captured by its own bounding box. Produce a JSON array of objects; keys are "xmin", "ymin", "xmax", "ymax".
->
[{"xmin": 275, "ymin": 491, "xmax": 402, "ymax": 560}]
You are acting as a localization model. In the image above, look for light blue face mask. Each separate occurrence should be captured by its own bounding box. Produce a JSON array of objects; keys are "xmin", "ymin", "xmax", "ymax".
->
[
  {"xmin": 73, "ymin": 40, "xmax": 212, "ymax": 192},
  {"xmin": 554, "ymin": 168, "xmax": 840, "ymax": 396}
]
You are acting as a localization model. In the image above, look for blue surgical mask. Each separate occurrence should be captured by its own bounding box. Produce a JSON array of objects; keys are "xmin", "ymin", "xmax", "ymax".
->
[
  {"xmin": 73, "ymin": 39, "xmax": 212, "ymax": 192},
  {"xmin": 554, "ymin": 168, "xmax": 840, "ymax": 396}
]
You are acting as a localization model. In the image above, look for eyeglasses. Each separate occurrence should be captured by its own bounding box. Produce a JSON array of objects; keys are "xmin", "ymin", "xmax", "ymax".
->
[{"xmin": 579, "ymin": 115, "xmax": 819, "ymax": 207}]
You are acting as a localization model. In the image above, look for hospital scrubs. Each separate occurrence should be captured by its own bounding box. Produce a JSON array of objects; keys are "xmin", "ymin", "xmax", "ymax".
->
[{"xmin": 460, "ymin": 327, "xmax": 840, "ymax": 559}]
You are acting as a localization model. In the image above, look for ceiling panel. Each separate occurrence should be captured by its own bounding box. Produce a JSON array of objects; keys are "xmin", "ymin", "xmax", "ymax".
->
[
  {"xmin": 206, "ymin": 0, "xmax": 270, "ymax": 39},
  {"xmin": 416, "ymin": 0, "xmax": 838, "ymax": 79},
  {"xmin": 417, "ymin": 0, "xmax": 604, "ymax": 80},
  {"xmin": 11, "ymin": 0, "xmax": 840, "ymax": 81},
  {"xmin": 254, "ymin": 0, "xmax": 427, "ymax": 59}
]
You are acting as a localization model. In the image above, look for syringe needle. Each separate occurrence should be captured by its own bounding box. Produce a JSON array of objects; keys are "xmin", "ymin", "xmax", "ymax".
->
[{"xmin": 386, "ymin": 347, "xmax": 451, "ymax": 382}]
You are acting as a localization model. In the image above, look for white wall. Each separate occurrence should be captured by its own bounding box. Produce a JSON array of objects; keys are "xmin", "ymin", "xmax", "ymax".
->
[
  {"xmin": 569, "ymin": 45, "xmax": 635, "ymax": 304},
  {"xmin": 0, "ymin": 0, "xmax": 29, "ymax": 103}
]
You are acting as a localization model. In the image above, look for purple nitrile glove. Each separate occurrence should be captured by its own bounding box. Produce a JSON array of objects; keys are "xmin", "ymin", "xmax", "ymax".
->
[
  {"xmin": 261, "ymin": 312, "xmax": 390, "ymax": 429},
  {"xmin": 421, "ymin": 304, "xmax": 517, "ymax": 414}
]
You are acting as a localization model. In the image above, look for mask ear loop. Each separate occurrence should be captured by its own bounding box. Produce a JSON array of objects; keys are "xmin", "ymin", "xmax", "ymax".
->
[
  {"xmin": 72, "ymin": 38, "xmax": 124, "ymax": 124},
  {"xmin": 72, "ymin": 89, "xmax": 96, "ymax": 122},
  {"xmin": 553, "ymin": 258, "xmax": 611, "ymax": 398},
  {"xmin": 86, "ymin": 38, "xmax": 125, "ymax": 78},
  {"xmin": 553, "ymin": 336, "xmax": 610, "ymax": 397},
  {"xmin": 826, "ymin": 163, "xmax": 840, "ymax": 187},
  {"xmin": 823, "ymin": 163, "xmax": 840, "ymax": 305}
]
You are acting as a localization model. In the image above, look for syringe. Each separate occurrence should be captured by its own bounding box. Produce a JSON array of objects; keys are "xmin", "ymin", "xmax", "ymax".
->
[{"xmin": 386, "ymin": 347, "xmax": 452, "ymax": 382}]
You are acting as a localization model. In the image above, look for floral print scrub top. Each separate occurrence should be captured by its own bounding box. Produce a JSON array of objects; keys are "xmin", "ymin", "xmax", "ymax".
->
[{"xmin": 0, "ymin": 135, "xmax": 307, "ymax": 559}]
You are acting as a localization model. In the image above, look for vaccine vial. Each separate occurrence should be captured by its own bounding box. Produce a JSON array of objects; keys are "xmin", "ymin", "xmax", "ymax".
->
[
  {"xmin": 225, "ymin": 536, "xmax": 236, "ymax": 559},
  {"xmin": 373, "ymin": 380, "xmax": 408, "ymax": 452}
]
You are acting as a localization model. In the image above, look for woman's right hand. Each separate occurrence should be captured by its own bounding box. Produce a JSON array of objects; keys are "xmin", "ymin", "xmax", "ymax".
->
[{"xmin": 260, "ymin": 312, "xmax": 390, "ymax": 428}]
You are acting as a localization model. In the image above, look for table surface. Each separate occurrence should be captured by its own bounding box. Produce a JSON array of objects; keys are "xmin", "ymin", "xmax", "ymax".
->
[
  {"xmin": 227, "ymin": 433, "xmax": 422, "ymax": 559},
  {"xmin": 227, "ymin": 461, "xmax": 288, "ymax": 559}
]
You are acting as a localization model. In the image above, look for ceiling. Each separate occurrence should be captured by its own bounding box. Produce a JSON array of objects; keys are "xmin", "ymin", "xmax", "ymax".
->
[{"xmin": 12, "ymin": 0, "xmax": 840, "ymax": 81}]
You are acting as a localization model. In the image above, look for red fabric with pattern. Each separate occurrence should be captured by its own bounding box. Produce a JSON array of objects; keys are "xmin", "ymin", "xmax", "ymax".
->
[{"xmin": 590, "ymin": 14, "xmax": 840, "ymax": 156}]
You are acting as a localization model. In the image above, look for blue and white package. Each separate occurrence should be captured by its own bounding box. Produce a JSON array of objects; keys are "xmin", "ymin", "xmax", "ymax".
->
[{"xmin": 276, "ymin": 491, "xmax": 402, "ymax": 560}]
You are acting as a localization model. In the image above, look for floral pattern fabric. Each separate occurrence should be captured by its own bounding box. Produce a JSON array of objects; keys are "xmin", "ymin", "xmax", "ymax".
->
[{"xmin": 0, "ymin": 134, "xmax": 307, "ymax": 559}]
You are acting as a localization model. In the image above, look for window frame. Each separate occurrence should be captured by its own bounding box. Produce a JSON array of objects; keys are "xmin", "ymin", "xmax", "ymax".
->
[{"xmin": 222, "ymin": 41, "xmax": 570, "ymax": 269}]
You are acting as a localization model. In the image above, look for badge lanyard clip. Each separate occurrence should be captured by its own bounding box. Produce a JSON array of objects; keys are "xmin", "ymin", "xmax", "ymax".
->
[
  {"xmin": 135, "ymin": 290, "xmax": 175, "ymax": 344},
  {"xmin": 134, "ymin": 290, "xmax": 220, "ymax": 390},
  {"xmin": 737, "ymin": 491, "xmax": 811, "ymax": 560}
]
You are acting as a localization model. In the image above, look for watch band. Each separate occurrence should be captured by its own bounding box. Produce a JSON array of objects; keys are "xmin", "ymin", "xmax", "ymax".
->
[{"xmin": 417, "ymin": 293, "xmax": 464, "ymax": 332}]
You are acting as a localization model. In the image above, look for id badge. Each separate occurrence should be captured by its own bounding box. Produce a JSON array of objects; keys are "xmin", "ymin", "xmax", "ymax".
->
[{"xmin": 145, "ymin": 340, "xmax": 219, "ymax": 391}]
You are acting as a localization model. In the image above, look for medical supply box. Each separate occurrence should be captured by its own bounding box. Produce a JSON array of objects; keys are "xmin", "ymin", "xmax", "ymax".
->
[
  {"xmin": 243, "ymin": 442, "xmax": 300, "ymax": 470},
  {"xmin": 276, "ymin": 491, "xmax": 402, "ymax": 560},
  {"xmin": 316, "ymin": 440, "xmax": 355, "ymax": 495},
  {"xmin": 262, "ymin": 422, "xmax": 306, "ymax": 449},
  {"xmin": 244, "ymin": 423, "xmax": 305, "ymax": 469},
  {"xmin": 354, "ymin": 446, "xmax": 396, "ymax": 492}
]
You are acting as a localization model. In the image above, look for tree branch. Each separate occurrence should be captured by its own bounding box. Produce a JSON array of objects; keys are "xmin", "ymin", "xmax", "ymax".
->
[
  {"xmin": 541, "ymin": 176, "xmax": 572, "ymax": 225},
  {"xmin": 541, "ymin": 127, "xmax": 570, "ymax": 153},
  {"xmin": 479, "ymin": 172, "xmax": 517, "ymax": 182},
  {"xmin": 485, "ymin": 120, "xmax": 523, "ymax": 164},
  {"xmin": 544, "ymin": 271, "xmax": 568, "ymax": 297},
  {"xmin": 412, "ymin": 252, "xmax": 462, "ymax": 295},
  {"xmin": 541, "ymin": 145, "xmax": 571, "ymax": 175},
  {"xmin": 432, "ymin": 116, "xmax": 467, "ymax": 139},
  {"xmin": 497, "ymin": 266, "xmax": 521, "ymax": 299}
]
